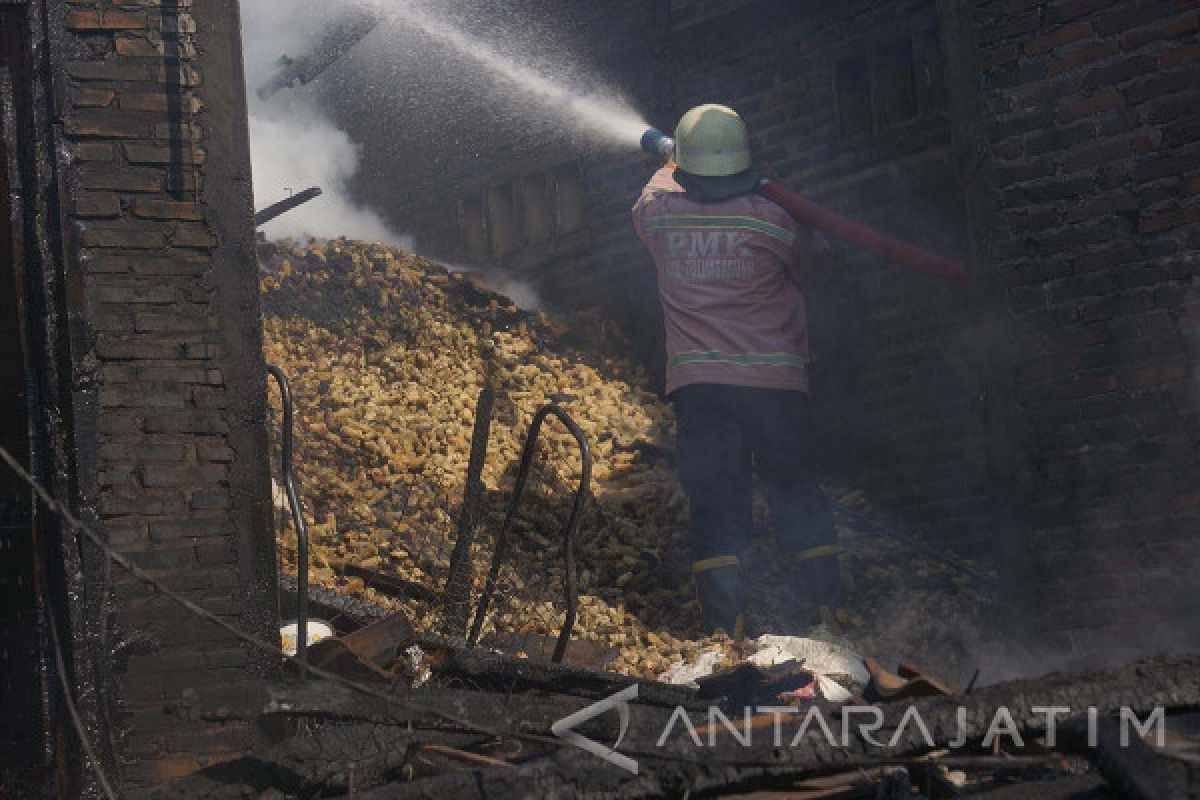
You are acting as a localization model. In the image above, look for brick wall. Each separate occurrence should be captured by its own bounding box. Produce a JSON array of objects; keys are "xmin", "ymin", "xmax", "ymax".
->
[
  {"xmin": 966, "ymin": 0, "xmax": 1200, "ymax": 658},
  {"xmin": 47, "ymin": 0, "xmax": 275, "ymax": 787}
]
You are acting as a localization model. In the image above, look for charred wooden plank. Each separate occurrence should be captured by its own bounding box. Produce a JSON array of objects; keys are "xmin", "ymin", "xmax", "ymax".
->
[
  {"xmin": 478, "ymin": 631, "xmax": 619, "ymax": 671},
  {"xmin": 970, "ymin": 773, "xmax": 1111, "ymax": 799},
  {"xmin": 337, "ymin": 561, "xmax": 443, "ymax": 604},
  {"xmin": 426, "ymin": 639, "xmax": 699, "ymax": 707},
  {"xmin": 441, "ymin": 378, "xmax": 495, "ymax": 636},
  {"xmin": 717, "ymin": 768, "xmax": 883, "ymax": 799},
  {"xmin": 355, "ymin": 747, "xmax": 666, "ymax": 800},
  {"xmin": 624, "ymin": 653, "xmax": 1200, "ymax": 773},
  {"xmin": 256, "ymin": 7, "xmax": 383, "ymax": 100},
  {"xmin": 1062, "ymin": 714, "xmax": 1200, "ymax": 800},
  {"xmin": 130, "ymin": 724, "xmax": 499, "ymax": 800},
  {"xmin": 253, "ymin": 187, "xmax": 322, "ymax": 227},
  {"xmin": 165, "ymin": 679, "xmax": 681, "ymax": 743},
  {"xmin": 166, "ymin": 653, "xmax": 1200, "ymax": 799}
]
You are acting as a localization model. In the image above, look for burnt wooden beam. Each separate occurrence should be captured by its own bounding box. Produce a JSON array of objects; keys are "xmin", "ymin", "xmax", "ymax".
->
[
  {"xmin": 639, "ymin": 653, "xmax": 1200, "ymax": 771},
  {"xmin": 1062, "ymin": 714, "xmax": 1200, "ymax": 800},
  {"xmin": 426, "ymin": 639, "xmax": 699, "ymax": 707},
  {"xmin": 164, "ymin": 653, "xmax": 1200, "ymax": 799},
  {"xmin": 970, "ymin": 773, "xmax": 1110, "ymax": 799},
  {"xmin": 355, "ymin": 747, "xmax": 668, "ymax": 800},
  {"xmin": 337, "ymin": 561, "xmax": 444, "ymax": 605},
  {"xmin": 253, "ymin": 187, "xmax": 322, "ymax": 227},
  {"xmin": 440, "ymin": 378, "xmax": 495, "ymax": 637},
  {"xmin": 130, "ymin": 724, "xmax": 503, "ymax": 800},
  {"xmin": 166, "ymin": 680, "xmax": 678, "ymax": 743}
]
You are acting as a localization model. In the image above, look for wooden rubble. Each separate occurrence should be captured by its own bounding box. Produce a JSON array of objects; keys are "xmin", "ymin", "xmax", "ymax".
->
[
  {"xmin": 260, "ymin": 239, "xmax": 990, "ymax": 679},
  {"xmin": 135, "ymin": 651, "xmax": 1200, "ymax": 798},
  {"xmin": 240, "ymin": 239, "xmax": 1200, "ymax": 797},
  {"xmin": 260, "ymin": 239, "xmax": 725, "ymax": 675}
]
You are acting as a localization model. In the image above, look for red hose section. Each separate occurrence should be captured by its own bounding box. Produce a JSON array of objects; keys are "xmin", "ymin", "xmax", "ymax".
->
[{"xmin": 757, "ymin": 180, "xmax": 968, "ymax": 286}]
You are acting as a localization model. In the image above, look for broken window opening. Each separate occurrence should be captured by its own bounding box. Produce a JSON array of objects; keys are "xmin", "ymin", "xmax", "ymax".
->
[
  {"xmin": 516, "ymin": 173, "xmax": 552, "ymax": 245},
  {"xmin": 553, "ymin": 164, "xmax": 585, "ymax": 236},
  {"xmin": 834, "ymin": 55, "xmax": 872, "ymax": 138},
  {"xmin": 836, "ymin": 31, "xmax": 936, "ymax": 139},
  {"xmin": 876, "ymin": 37, "xmax": 918, "ymax": 128},
  {"xmin": 459, "ymin": 194, "xmax": 488, "ymax": 260},
  {"xmin": 458, "ymin": 162, "xmax": 588, "ymax": 263},
  {"xmin": 486, "ymin": 182, "xmax": 518, "ymax": 259}
]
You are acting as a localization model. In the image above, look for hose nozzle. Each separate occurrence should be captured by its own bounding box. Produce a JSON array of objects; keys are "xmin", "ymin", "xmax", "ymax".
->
[{"xmin": 641, "ymin": 128, "xmax": 675, "ymax": 159}]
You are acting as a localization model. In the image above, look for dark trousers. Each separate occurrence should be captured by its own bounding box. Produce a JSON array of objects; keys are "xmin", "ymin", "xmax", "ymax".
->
[{"xmin": 673, "ymin": 383, "xmax": 836, "ymax": 560}]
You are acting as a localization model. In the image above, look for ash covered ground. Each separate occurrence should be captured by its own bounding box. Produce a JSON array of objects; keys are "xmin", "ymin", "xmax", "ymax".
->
[{"xmin": 261, "ymin": 239, "xmax": 995, "ymax": 682}]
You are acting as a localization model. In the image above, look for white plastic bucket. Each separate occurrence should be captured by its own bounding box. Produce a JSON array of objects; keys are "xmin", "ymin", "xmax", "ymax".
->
[{"xmin": 280, "ymin": 619, "xmax": 335, "ymax": 656}]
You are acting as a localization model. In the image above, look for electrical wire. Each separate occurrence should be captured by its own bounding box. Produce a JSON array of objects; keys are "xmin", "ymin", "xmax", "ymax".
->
[
  {"xmin": 0, "ymin": 443, "xmax": 556, "ymax": 748},
  {"xmin": 2, "ymin": 442, "xmax": 843, "ymax": 778},
  {"xmin": 3, "ymin": 442, "xmax": 1010, "ymax": 783},
  {"xmin": 43, "ymin": 602, "xmax": 119, "ymax": 800}
]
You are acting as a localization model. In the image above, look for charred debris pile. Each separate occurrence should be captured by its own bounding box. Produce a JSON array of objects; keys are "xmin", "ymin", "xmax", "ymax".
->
[
  {"xmin": 143, "ymin": 633, "xmax": 1200, "ymax": 798},
  {"xmin": 132, "ymin": 240, "xmax": 1200, "ymax": 799},
  {"xmin": 259, "ymin": 239, "xmax": 988, "ymax": 678}
]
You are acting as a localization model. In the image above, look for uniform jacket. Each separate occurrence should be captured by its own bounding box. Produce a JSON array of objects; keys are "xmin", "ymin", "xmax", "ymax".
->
[{"xmin": 633, "ymin": 166, "xmax": 829, "ymax": 395}]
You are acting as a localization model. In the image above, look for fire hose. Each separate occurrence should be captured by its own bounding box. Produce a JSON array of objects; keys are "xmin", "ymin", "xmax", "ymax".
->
[
  {"xmin": 757, "ymin": 181, "xmax": 968, "ymax": 285},
  {"xmin": 640, "ymin": 128, "xmax": 968, "ymax": 285}
]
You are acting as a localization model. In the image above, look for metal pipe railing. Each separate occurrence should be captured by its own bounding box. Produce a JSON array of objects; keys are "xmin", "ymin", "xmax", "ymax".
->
[
  {"xmin": 467, "ymin": 404, "xmax": 591, "ymax": 663},
  {"xmin": 267, "ymin": 364, "xmax": 309, "ymax": 673}
]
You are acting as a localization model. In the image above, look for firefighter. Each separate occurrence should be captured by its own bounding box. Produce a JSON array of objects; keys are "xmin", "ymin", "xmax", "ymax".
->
[{"xmin": 633, "ymin": 104, "xmax": 840, "ymax": 636}]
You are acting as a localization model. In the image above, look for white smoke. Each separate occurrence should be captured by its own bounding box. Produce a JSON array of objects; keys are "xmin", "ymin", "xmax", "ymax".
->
[
  {"xmin": 489, "ymin": 277, "xmax": 543, "ymax": 311},
  {"xmin": 239, "ymin": 0, "xmax": 403, "ymax": 243},
  {"xmin": 238, "ymin": 0, "xmax": 647, "ymax": 245},
  {"xmin": 441, "ymin": 261, "xmax": 546, "ymax": 310}
]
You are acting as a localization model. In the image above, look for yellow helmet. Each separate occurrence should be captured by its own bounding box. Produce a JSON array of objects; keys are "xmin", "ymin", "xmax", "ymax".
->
[{"xmin": 674, "ymin": 104, "xmax": 752, "ymax": 177}]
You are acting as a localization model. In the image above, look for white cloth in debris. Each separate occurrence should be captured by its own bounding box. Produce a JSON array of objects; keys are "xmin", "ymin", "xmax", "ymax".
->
[
  {"xmin": 272, "ymin": 478, "xmax": 290, "ymax": 512},
  {"xmin": 658, "ymin": 649, "xmax": 727, "ymax": 686},
  {"xmin": 657, "ymin": 635, "xmax": 868, "ymax": 691},
  {"xmin": 814, "ymin": 675, "xmax": 853, "ymax": 703},
  {"xmin": 748, "ymin": 635, "xmax": 869, "ymax": 685}
]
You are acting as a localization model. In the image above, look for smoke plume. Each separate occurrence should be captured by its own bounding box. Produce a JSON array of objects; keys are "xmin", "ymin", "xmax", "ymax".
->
[{"xmin": 239, "ymin": 0, "xmax": 403, "ymax": 243}]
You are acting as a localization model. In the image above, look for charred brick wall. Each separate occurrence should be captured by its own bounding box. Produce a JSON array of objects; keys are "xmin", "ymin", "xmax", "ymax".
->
[
  {"xmin": 961, "ymin": 0, "xmax": 1200, "ymax": 658},
  {"xmin": 45, "ymin": 0, "xmax": 275, "ymax": 787}
]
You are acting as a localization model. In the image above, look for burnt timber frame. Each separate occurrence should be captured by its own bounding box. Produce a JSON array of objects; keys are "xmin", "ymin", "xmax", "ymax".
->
[{"xmin": 0, "ymin": 0, "xmax": 98, "ymax": 793}]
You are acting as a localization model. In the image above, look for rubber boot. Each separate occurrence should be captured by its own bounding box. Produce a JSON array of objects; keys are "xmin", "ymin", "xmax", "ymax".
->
[
  {"xmin": 692, "ymin": 556, "xmax": 745, "ymax": 638},
  {"xmin": 791, "ymin": 544, "xmax": 842, "ymax": 620},
  {"xmin": 769, "ymin": 489, "xmax": 842, "ymax": 620}
]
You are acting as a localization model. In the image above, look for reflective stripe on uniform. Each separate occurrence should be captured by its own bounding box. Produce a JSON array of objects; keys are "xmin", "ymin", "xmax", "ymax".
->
[
  {"xmin": 692, "ymin": 554, "xmax": 740, "ymax": 574},
  {"xmin": 793, "ymin": 544, "xmax": 840, "ymax": 563},
  {"xmin": 670, "ymin": 350, "xmax": 808, "ymax": 370},
  {"xmin": 642, "ymin": 214, "xmax": 796, "ymax": 246}
]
